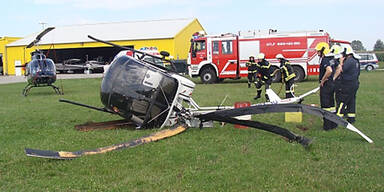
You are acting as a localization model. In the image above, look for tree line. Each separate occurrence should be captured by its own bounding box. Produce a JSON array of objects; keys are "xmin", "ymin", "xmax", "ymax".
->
[{"xmin": 351, "ymin": 39, "xmax": 384, "ymax": 61}]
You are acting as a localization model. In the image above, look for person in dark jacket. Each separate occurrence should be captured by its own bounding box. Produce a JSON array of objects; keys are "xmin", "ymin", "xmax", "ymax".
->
[
  {"xmin": 254, "ymin": 53, "xmax": 272, "ymax": 101},
  {"xmin": 246, "ymin": 55, "xmax": 257, "ymax": 88},
  {"xmin": 333, "ymin": 46, "xmax": 360, "ymax": 123},
  {"xmin": 275, "ymin": 54, "xmax": 296, "ymax": 98},
  {"xmin": 316, "ymin": 42, "xmax": 338, "ymax": 130}
]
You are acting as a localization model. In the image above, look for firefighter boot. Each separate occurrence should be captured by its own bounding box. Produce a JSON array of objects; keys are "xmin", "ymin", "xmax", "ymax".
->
[
  {"xmin": 254, "ymin": 90, "xmax": 261, "ymax": 100},
  {"xmin": 347, "ymin": 117, "xmax": 355, "ymax": 124},
  {"xmin": 248, "ymin": 82, "xmax": 251, "ymax": 88},
  {"xmin": 265, "ymin": 94, "xmax": 270, "ymax": 102}
]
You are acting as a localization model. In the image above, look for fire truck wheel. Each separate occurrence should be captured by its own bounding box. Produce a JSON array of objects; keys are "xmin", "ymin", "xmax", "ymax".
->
[
  {"xmin": 292, "ymin": 66, "xmax": 305, "ymax": 82},
  {"xmin": 200, "ymin": 68, "xmax": 217, "ymax": 84},
  {"xmin": 271, "ymin": 66, "xmax": 281, "ymax": 83}
]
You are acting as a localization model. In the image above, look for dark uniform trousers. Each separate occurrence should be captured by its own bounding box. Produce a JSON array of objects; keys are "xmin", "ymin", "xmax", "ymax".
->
[
  {"xmin": 280, "ymin": 62, "xmax": 296, "ymax": 98},
  {"xmin": 285, "ymin": 79, "xmax": 295, "ymax": 98},
  {"xmin": 255, "ymin": 76, "xmax": 271, "ymax": 100},
  {"xmin": 335, "ymin": 80, "xmax": 359, "ymax": 123},
  {"xmin": 247, "ymin": 63, "xmax": 257, "ymax": 88},
  {"xmin": 320, "ymin": 80, "xmax": 338, "ymax": 130}
]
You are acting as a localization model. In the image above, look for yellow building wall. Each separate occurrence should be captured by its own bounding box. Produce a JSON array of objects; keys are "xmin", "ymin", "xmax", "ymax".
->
[
  {"xmin": 174, "ymin": 18, "xmax": 205, "ymax": 60},
  {"xmin": 0, "ymin": 37, "xmax": 21, "ymax": 75},
  {"xmin": 5, "ymin": 46, "xmax": 27, "ymax": 75}
]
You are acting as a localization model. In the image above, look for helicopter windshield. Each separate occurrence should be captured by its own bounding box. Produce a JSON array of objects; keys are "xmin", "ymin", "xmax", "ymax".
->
[{"xmin": 28, "ymin": 59, "xmax": 56, "ymax": 75}]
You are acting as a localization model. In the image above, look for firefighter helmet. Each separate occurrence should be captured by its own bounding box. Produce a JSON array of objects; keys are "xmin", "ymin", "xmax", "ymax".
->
[
  {"xmin": 315, "ymin": 42, "xmax": 330, "ymax": 55},
  {"xmin": 257, "ymin": 53, "xmax": 265, "ymax": 59},
  {"xmin": 276, "ymin": 54, "xmax": 284, "ymax": 59},
  {"xmin": 343, "ymin": 44, "xmax": 354, "ymax": 55},
  {"xmin": 340, "ymin": 44, "xmax": 361, "ymax": 59},
  {"xmin": 249, "ymin": 55, "xmax": 255, "ymax": 58},
  {"xmin": 330, "ymin": 45, "xmax": 341, "ymax": 54}
]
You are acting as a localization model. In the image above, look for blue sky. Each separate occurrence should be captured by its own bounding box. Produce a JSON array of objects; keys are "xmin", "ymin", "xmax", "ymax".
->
[{"xmin": 2, "ymin": 0, "xmax": 383, "ymax": 50}]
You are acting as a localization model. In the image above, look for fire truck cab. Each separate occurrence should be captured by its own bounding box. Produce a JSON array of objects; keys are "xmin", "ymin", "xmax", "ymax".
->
[{"xmin": 188, "ymin": 30, "xmax": 350, "ymax": 83}]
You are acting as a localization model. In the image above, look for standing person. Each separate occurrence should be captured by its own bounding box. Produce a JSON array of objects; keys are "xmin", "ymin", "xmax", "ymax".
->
[
  {"xmin": 254, "ymin": 53, "xmax": 272, "ymax": 101},
  {"xmin": 246, "ymin": 55, "xmax": 257, "ymax": 88},
  {"xmin": 275, "ymin": 54, "xmax": 296, "ymax": 98},
  {"xmin": 330, "ymin": 45, "xmax": 342, "ymax": 105},
  {"xmin": 316, "ymin": 42, "xmax": 338, "ymax": 130},
  {"xmin": 333, "ymin": 46, "xmax": 360, "ymax": 123}
]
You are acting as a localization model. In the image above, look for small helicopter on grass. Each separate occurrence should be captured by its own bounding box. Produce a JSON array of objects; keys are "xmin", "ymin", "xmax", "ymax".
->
[
  {"xmin": 25, "ymin": 35, "xmax": 373, "ymax": 159},
  {"xmin": 19, "ymin": 27, "xmax": 63, "ymax": 96}
]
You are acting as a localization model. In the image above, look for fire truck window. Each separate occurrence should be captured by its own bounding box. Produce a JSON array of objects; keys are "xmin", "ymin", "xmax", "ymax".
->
[
  {"xmin": 212, "ymin": 41, "xmax": 219, "ymax": 54},
  {"xmin": 194, "ymin": 41, "xmax": 206, "ymax": 52},
  {"xmin": 221, "ymin": 41, "xmax": 233, "ymax": 54}
]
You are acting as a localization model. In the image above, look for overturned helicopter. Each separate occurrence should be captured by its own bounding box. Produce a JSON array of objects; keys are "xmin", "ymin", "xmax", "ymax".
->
[{"xmin": 25, "ymin": 36, "xmax": 373, "ymax": 159}]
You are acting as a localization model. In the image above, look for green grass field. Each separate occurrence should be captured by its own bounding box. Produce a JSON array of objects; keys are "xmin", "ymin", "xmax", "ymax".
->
[{"xmin": 1, "ymin": 71, "xmax": 383, "ymax": 191}]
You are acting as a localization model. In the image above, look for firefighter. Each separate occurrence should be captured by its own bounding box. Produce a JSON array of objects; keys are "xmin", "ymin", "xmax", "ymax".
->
[
  {"xmin": 316, "ymin": 42, "xmax": 338, "ymax": 130},
  {"xmin": 330, "ymin": 45, "xmax": 342, "ymax": 105},
  {"xmin": 333, "ymin": 45, "xmax": 360, "ymax": 123},
  {"xmin": 275, "ymin": 54, "xmax": 296, "ymax": 98},
  {"xmin": 254, "ymin": 53, "xmax": 272, "ymax": 101},
  {"xmin": 246, "ymin": 55, "xmax": 257, "ymax": 88}
]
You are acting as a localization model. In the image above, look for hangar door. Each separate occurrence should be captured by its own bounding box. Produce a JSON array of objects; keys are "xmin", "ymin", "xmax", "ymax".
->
[
  {"xmin": 0, "ymin": 54, "xmax": 3, "ymax": 75},
  {"xmin": 43, "ymin": 46, "xmax": 133, "ymax": 64}
]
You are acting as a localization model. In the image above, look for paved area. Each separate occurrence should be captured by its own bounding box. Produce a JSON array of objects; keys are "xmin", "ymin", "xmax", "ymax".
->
[{"xmin": 0, "ymin": 74, "xmax": 103, "ymax": 85}]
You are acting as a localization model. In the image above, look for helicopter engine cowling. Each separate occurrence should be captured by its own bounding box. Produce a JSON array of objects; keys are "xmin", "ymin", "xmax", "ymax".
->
[{"xmin": 100, "ymin": 55, "xmax": 195, "ymax": 129}]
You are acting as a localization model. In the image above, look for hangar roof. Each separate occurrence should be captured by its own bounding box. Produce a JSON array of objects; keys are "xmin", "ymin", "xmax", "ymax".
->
[{"xmin": 8, "ymin": 18, "xmax": 199, "ymax": 47}]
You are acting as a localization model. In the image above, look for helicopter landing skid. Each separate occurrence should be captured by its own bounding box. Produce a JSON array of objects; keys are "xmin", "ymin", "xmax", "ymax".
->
[{"xmin": 22, "ymin": 84, "xmax": 63, "ymax": 96}]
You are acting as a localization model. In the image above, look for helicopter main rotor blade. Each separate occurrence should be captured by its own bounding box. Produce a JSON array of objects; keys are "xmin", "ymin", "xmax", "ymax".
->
[
  {"xmin": 197, "ymin": 104, "xmax": 373, "ymax": 143},
  {"xmin": 88, "ymin": 35, "xmax": 167, "ymax": 61},
  {"xmin": 25, "ymin": 123, "xmax": 187, "ymax": 159},
  {"xmin": 26, "ymin": 27, "xmax": 55, "ymax": 48},
  {"xmin": 59, "ymin": 99, "xmax": 114, "ymax": 114},
  {"xmin": 87, "ymin": 35, "xmax": 177, "ymax": 71}
]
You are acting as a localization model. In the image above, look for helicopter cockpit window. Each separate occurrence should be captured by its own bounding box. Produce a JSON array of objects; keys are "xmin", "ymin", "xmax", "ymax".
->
[
  {"xmin": 100, "ymin": 56, "xmax": 179, "ymax": 128},
  {"xmin": 143, "ymin": 56, "xmax": 165, "ymax": 67},
  {"xmin": 29, "ymin": 59, "xmax": 56, "ymax": 75}
]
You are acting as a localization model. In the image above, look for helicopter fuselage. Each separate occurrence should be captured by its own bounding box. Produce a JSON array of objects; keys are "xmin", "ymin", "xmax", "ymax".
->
[{"xmin": 26, "ymin": 56, "xmax": 57, "ymax": 86}]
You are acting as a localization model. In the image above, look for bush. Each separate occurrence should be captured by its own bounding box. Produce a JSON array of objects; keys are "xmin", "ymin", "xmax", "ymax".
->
[{"xmin": 376, "ymin": 53, "xmax": 384, "ymax": 61}]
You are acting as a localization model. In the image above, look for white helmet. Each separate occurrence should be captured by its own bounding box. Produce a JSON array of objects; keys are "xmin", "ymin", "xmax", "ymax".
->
[
  {"xmin": 341, "ymin": 44, "xmax": 354, "ymax": 55},
  {"xmin": 341, "ymin": 44, "xmax": 361, "ymax": 59},
  {"xmin": 276, "ymin": 54, "xmax": 284, "ymax": 59},
  {"xmin": 257, "ymin": 53, "xmax": 265, "ymax": 59}
]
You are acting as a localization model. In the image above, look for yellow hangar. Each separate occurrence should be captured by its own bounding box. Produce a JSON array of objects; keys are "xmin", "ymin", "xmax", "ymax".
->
[
  {"xmin": 0, "ymin": 37, "xmax": 21, "ymax": 75},
  {"xmin": 4, "ymin": 18, "xmax": 205, "ymax": 75}
]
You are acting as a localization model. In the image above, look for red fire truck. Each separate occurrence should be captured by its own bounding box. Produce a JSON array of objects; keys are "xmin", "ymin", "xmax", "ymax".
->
[{"xmin": 188, "ymin": 30, "xmax": 350, "ymax": 83}]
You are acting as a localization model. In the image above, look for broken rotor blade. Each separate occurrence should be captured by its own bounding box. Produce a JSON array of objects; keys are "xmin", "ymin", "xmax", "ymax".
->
[
  {"xmin": 25, "ymin": 123, "xmax": 187, "ymax": 159},
  {"xmin": 197, "ymin": 104, "xmax": 373, "ymax": 143}
]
